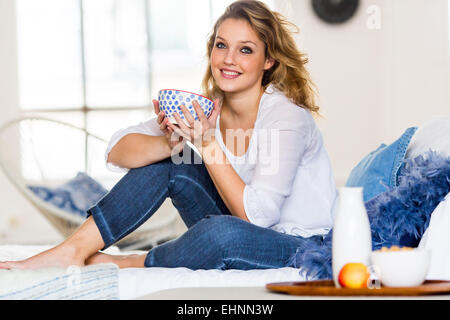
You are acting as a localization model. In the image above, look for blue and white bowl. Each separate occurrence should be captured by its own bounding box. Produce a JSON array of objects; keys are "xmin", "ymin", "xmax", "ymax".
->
[{"xmin": 158, "ymin": 89, "xmax": 214, "ymax": 126}]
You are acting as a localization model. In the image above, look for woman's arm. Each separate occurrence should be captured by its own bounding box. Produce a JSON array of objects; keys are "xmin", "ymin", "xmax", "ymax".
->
[
  {"xmin": 201, "ymin": 137, "xmax": 249, "ymax": 221},
  {"xmin": 166, "ymin": 100, "xmax": 249, "ymax": 220},
  {"xmin": 107, "ymin": 133, "xmax": 171, "ymax": 169},
  {"xmin": 107, "ymin": 100, "xmax": 185, "ymax": 170}
]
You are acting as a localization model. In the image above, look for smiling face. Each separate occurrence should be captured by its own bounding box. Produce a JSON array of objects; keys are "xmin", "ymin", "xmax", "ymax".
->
[{"xmin": 210, "ymin": 18, "xmax": 274, "ymax": 96}]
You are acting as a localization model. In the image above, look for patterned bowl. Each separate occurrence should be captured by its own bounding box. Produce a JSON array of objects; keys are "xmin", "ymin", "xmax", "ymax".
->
[{"xmin": 158, "ymin": 89, "xmax": 214, "ymax": 126}]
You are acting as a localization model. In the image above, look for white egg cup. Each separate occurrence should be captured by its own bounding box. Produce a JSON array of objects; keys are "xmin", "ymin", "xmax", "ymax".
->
[{"xmin": 371, "ymin": 248, "xmax": 430, "ymax": 287}]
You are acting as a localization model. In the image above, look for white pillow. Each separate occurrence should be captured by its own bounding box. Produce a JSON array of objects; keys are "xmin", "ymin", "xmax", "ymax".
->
[
  {"xmin": 419, "ymin": 192, "xmax": 450, "ymax": 280},
  {"xmin": 406, "ymin": 116, "xmax": 450, "ymax": 159}
]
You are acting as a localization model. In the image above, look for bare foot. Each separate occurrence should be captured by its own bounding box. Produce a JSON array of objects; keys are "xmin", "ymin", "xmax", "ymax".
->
[
  {"xmin": 86, "ymin": 252, "xmax": 146, "ymax": 269},
  {"xmin": 0, "ymin": 245, "xmax": 84, "ymax": 270},
  {"xmin": 0, "ymin": 216, "xmax": 107, "ymax": 270}
]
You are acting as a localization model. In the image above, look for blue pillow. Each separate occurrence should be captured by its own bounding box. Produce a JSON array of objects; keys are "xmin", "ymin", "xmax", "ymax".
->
[
  {"xmin": 345, "ymin": 127, "xmax": 418, "ymax": 202},
  {"xmin": 28, "ymin": 172, "xmax": 108, "ymax": 217}
]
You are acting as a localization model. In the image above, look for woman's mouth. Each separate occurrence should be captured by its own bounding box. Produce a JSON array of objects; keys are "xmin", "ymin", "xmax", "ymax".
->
[{"xmin": 220, "ymin": 69, "xmax": 242, "ymax": 79}]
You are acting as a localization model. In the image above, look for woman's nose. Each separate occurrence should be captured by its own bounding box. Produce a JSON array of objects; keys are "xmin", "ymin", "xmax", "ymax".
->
[{"xmin": 224, "ymin": 49, "xmax": 236, "ymax": 65}]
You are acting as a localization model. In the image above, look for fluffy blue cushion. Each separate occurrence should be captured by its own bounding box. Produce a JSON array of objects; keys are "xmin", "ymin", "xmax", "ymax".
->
[
  {"xmin": 289, "ymin": 151, "xmax": 450, "ymax": 280},
  {"xmin": 28, "ymin": 172, "xmax": 108, "ymax": 217},
  {"xmin": 345, "ymin": 127, "xmax": 418, "ymax": 202}
]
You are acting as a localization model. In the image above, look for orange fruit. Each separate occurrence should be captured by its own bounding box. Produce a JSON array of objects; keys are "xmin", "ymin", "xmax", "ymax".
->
[{"xmin": 338, "ymin": 263, "xmax": 370, "ymax": 289}]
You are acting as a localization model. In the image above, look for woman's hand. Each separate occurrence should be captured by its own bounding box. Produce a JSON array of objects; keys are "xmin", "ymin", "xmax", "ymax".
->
[
  {"xmin": 167, "ymin": 99, "xmax": 221, "ymax": 152},
  {"xmin": 153, "ymin": 99, "xmax": 186, "ymax": 156}
]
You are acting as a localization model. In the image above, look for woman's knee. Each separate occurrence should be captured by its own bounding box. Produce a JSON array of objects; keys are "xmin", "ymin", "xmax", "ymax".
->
[
  {"xmin": 168, "ymin": 163, "xmax": 210, "ymax": 196},
  {"xmin": 198, "ymin": 214, "xmax": 236, "ymax": 226},
  {"xmin": 195, "ymin": 215, "xmax": 244, "ymax": 247}
]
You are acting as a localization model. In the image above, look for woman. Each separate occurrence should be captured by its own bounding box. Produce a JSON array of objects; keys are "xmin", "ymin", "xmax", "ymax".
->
[{"xmin": 0, "ymin": 0, "xmax": 337, "ymax": 270}]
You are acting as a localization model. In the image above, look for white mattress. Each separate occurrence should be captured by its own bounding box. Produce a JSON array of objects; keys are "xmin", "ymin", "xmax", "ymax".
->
[{"xmin": 0, "ymin": 245, "xmax": 306, "ymax": 300}]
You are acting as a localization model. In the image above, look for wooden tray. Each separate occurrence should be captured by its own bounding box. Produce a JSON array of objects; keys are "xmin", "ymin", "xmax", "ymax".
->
[{"xmin": 266, "ymin": 280, "xmax": 450, "ymax": 296}]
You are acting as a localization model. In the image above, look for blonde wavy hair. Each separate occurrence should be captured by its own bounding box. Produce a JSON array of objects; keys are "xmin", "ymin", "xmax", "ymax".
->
[{"xmin": 201, "ymin": 0, "xmax": 320, "ymax": 115}]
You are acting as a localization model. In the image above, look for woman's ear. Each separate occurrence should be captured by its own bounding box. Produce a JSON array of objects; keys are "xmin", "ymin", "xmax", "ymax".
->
[{"xmin": 264, "ymin": 57, "xmax": 276, "ymax": 71}]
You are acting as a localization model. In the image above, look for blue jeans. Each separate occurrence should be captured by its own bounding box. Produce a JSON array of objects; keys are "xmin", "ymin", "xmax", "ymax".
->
[{"xmin": 87, "ymin": 146, "xmax": 322, "ymax": 270}]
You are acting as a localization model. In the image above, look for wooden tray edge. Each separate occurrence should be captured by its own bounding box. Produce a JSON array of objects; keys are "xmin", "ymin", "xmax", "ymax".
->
[{"xmin": 266, "ymin": 280, "xmax": 450, "ymax": 297}]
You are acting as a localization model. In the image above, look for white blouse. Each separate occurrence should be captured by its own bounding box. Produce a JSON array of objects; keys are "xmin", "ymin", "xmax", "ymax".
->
[{"xmin": 105, "ymin": 85, "xmax": 338, "ymax": 238}]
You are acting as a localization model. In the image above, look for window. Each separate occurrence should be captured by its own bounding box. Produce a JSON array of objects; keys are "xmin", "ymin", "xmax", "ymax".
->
[{"xmin": 15, "ymin": 0, "xmax": 274, "ymax": 185}]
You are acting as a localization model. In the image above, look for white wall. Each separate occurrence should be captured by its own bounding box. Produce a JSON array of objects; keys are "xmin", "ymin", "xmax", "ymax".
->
[
  {"xmin": 277, "ymin": 0, "xmax": 450, "ymax": 186},
  {"xmin": 383, "ymin": 0, "xmax": 450, "ymax": 136},
  {"xmin": 0, "ymin": 0, "xmax": 449, "ymax": 244}
]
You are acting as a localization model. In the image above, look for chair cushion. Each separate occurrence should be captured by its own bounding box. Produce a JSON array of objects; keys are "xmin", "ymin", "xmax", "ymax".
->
[{"xmin": 27, "ymin": 172, "xmax": 108, "ymax": 217}]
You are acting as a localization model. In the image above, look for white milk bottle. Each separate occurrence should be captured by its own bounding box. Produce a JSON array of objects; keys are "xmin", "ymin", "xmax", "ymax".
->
[{"xmin": 332, "ymin": 187, "xmax": 372, "ymax": 287}]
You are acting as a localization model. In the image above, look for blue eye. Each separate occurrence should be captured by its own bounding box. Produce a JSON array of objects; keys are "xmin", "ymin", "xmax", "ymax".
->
[
  {"xmin": 216, "ymin": 42, "xmax": 226, "ymax": 49},
  {"xmin": 241, "ymin": 47, "xmax": 252, "ymax": 54}
]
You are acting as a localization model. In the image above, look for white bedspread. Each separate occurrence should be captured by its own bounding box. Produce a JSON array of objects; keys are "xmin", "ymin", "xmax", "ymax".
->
[
  {"xmin": 0, "ymin": 263, "xmax": 119, "ymax": 300},
  {"xmin": 0, "ymin": 245, "xmax": 305, "ymax": 300}
]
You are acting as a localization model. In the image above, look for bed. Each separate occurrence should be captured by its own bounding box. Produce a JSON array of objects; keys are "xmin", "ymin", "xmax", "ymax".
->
[
  {"xmin": 0, "ymin": 117, "xmax": 449, "ymax": 300},
  {"xmin": 0, "ymin": 190, "xmax": 449, "ymax": 300},
  {"xmin": 0, "ymin": 245, "xmax": 305, "ymax": 300}
]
